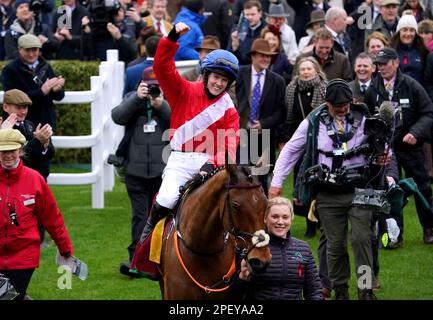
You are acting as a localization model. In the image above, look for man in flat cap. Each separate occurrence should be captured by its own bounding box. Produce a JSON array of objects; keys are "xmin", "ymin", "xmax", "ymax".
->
[
  {"xmin": 269, "ymin": 79, "xmax": 397, "ymax": 300},
  {"xmin": 1, "ymin": 89, "xmax": 54, "ymax": 180},
  {"xmin": 1, "ymin": 88, "xmax": 55, "ymax": 246},
  {"xmin": 365, "ymin": 47, "xmax": 433, "ymax": 245},
  {"xmin": 1, "ymin": 34, "xmax": 65, "ymax": 131}
]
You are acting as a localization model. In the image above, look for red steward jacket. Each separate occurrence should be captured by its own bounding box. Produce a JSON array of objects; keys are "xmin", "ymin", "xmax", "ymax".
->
[
  {"xmin": 154, "ymin": 37, "xmax": 240, "ymax": 166},
  {"xmin": 0, "ymin": 160, "xmax": 73, "ymax": 270}
]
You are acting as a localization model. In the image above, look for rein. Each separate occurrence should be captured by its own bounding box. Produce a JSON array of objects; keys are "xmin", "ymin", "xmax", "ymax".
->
[{"xmin": 174, "ymin": 230, "xmax": 236, "ymax": 293}]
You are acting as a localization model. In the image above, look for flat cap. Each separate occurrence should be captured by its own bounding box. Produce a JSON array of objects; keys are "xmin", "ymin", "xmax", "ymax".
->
[
  {"xmin": 3, "ymin": 89, "xmax": 32, "ymax": 106},
  {"xmin": 0, "ymin": 129, "xmax": 26, "ymax": 151},
  {"xmin": 326, "ymin": 79, "xmax": 353, "ymax": 106},
  {"xmin": 18, "ymin": 34, "xmax": 42, "ymax": 49}
]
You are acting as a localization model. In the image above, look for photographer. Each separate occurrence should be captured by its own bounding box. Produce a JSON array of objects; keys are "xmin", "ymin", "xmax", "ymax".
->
[
  {"xmin": 81, "ymin": 0, "xmax": 139, "ymax": 63},
  {"xmin": 1, "ymin": 34, "xmax": 65, "ymax": 130},
  {"xmin": 365, "ymin": 47, "xmax": 433, "ymax": 245},
  {"xmin": 111, "ymin": 66, "xmax": 170, "ymax": 277},
  {"xmin": 4, "ymin": 0, "xmax": 59, "ymax": 60},
  {"xmin": 269, "ymin": 79, "xmax": 393, "ymax": 300}
]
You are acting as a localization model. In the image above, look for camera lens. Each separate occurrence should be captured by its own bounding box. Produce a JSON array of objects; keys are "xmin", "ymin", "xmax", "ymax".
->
[{"xmin": 148, "ymin": 85, "xmax": 161, "ymax": 99}]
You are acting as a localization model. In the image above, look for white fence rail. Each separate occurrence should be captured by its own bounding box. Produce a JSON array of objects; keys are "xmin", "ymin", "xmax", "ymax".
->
[{"xmin": 0, "ymin": 52, "xmax": 198, "ymax": 209}]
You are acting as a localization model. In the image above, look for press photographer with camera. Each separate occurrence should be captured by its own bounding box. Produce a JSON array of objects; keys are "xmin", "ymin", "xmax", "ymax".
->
[
  {"xmin": 365, "ymin": 47, "xmax": 433, "ymax": 245},
  {"xmin": 4, "ymin": 0, "xmax": 59, "ymax": 60},
  {"xmin": 269, "ymin": 79, "xmax": 397, "ymax": 300},
  {"xmin": 81, "ymin": 0, "xmax": 139, "ymax": 63},
  {"xmin": 111, "ymin": 66, "xmax": 170, "ymax": 277}
]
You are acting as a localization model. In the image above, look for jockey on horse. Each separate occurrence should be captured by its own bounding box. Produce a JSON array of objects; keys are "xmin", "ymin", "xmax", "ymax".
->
[{"xmin": 139, "ymin": 21, "xmax": 240, "ymax": 242}]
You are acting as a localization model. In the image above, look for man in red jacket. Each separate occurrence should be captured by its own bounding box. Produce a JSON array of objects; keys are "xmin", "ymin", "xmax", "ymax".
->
[
  {"xmin": 0, "ymin": 128, "xmax": 73, "ymax": 300},
  {"xmin": 138, "ymin": 21, "xmax": 240, "ymax": 242}
]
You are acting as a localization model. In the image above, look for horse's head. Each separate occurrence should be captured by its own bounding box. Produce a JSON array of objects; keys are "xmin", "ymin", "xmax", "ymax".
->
[{"xmin": 223, "ymin": 164, "xmax": 272, "ymax": 275}]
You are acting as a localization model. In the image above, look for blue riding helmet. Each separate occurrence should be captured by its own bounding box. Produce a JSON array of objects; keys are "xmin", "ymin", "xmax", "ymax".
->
[{"xmin": 201, "ymin": 49, "xmax": 239, "ymax": 81}]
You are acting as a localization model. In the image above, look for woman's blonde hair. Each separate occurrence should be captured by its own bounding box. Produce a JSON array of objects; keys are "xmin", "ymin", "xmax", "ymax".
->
[
  {"xmin": 265, "ymin": 197, "xmax": 294, "ymax": 220},
  {"xmin": 294, "ymin": 56, "xmax": 326, "ymax": 80}
]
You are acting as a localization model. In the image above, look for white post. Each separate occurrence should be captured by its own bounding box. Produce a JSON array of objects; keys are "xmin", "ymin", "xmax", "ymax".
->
[{"xmin": 90, "ymin": 75, "xmax": 104, "ymax": 208}]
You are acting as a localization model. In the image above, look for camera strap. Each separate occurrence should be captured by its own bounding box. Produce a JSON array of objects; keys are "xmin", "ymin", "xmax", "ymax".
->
[{"xmin": 318, "ymin": 109, "xmax": 363, "ymax": 171}]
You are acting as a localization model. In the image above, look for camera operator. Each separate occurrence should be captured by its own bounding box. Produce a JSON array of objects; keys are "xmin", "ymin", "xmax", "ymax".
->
[
  {"xmin": 269, "ymin": 79, "xmax": 396, "ymax": 300},
  {"xmin": 111, "ymin": 66, "xmax": 170, "ymax": 277},
  {"xmin": 51, "ymin": 0, "xmax": 89, "ymax": 59},
  {"xmin": 0, "ymin": 0, "xmax": 16, "ymax": 60},
  {"xmin": 81, "ymin": 0, "xmax": 139, "ymax": 63},
  {"xmin": 365, "ymin": 47, "xmax": 433, "ymax": 245},
  {"xmin": 4, "ymin": 0, "xmax": 59, "ymax": 60}
]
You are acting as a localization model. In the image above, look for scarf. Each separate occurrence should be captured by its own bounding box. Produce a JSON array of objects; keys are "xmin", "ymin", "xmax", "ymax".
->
[{"xmin": 285, "ymin": 75, "xmax": 327, "ymax": 124}]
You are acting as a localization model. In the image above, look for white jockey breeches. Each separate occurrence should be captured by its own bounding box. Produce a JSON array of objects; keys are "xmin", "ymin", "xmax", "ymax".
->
[{"xmin": 155, "ymin": 151, "xmax": 210, "ymax": 209}]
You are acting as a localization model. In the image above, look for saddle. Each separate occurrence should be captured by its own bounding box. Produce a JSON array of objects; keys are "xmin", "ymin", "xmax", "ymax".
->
[{"xmin": 129, "ymin": 167, "xmax": 225, "ymax": 279}]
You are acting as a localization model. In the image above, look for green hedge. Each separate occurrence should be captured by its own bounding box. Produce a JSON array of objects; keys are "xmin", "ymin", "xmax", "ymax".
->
[{"xmin": 0, "ymin": 60, "xmax": 101, "ymax": 164}]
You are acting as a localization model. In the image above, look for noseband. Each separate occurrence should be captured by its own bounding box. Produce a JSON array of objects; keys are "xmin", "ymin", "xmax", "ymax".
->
[{"xmin": 225, "ymin": 181, "xmax": 270, "ymax": 256}]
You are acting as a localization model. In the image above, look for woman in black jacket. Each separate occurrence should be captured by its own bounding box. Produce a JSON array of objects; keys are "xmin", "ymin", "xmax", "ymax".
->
[{"xmin": 238, "ymin": 197, "xmax": 323, "ymax": 300}]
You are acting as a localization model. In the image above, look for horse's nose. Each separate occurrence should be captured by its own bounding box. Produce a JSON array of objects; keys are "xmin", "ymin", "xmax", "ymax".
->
[{"xmin": 248, "ymin": 258, "xmax": 270, "ymax": 274}]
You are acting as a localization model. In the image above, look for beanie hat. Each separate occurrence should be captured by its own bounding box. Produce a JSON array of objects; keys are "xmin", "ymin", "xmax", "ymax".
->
[
  {"xmin": 325, "ymin": 79, "xmax": 353, "ymax": 106},
  {"xmin": 184, "ymin": 0, "xmax": 204, "ymax": 13},
  {"xmin": 396, "ymin": 14, "xmax": 419, "ymax": 34},
  {"xmin": 14, "ymin": 0, "xmax": 30, "ymax": 10}
]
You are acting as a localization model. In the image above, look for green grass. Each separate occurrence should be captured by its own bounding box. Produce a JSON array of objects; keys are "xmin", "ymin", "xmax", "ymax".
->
[{"xmin": 28, "ymin": 170, "xmax": 433, "ymax": 300}]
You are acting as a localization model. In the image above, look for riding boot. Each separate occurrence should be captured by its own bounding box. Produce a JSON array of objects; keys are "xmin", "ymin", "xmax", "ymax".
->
[
  {"xmin": 304, "ymin": 217, "xmax": 317, "ymax": 238},
  {"xmin": 139, "ymin": 202, "xmax": 171, "ymax": 243}
]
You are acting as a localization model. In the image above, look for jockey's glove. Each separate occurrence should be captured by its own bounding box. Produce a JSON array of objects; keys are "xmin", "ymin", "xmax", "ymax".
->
[{"xmin": 199, "ymin": 162, "xmax": 215, "ymax": 175}]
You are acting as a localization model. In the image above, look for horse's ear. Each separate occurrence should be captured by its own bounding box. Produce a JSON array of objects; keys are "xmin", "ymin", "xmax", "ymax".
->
[{"xmin": 225, "ymin": 151, "xmax": 238, "ymax": 183}]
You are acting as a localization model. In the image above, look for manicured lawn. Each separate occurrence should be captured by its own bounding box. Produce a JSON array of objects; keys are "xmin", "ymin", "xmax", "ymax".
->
[{"xmin": 28, "ymin": 170, "xmax": 433, "ymax": 300}]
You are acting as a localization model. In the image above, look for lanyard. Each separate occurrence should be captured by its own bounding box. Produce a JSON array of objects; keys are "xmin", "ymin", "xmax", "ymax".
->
[{"xmin": 332, "ymin": 119, "xmax": 349, "ymax": 151}]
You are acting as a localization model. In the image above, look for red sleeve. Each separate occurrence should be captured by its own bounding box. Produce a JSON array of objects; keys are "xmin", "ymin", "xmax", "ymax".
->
[
  {"xmin": 211, "ymin": 107, "xmax": 240, "ymax": 167},
  {"xmin": 36, "ymin": 179, "xmax": 73, "ymax": 257},
  {"xmin": 153, "ymin": 37, "xmax": 192, "ymax": 111}
]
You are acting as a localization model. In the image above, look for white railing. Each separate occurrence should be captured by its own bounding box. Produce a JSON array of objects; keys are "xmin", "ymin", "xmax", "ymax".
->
[{"xmin": 0, "ymin": 53, "xmax": 198, "ymax": 209}]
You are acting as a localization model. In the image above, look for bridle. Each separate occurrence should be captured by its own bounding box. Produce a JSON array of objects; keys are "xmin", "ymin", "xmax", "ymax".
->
[{"xmin": 173, "ymin": 173, "xmax": 269, "ymax": 294}]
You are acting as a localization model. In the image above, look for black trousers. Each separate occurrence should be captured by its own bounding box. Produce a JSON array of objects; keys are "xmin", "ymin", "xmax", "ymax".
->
[
  {"xmin": 396, "ymin": 145, "xmax": 433, "ymax": 229},
  {"xmin": 125, "ymin": 175, "xmax": 162, "ymax": 261},
  {"xmin": 0, "ymin": 269, "xmax": 35, "ymax": 300}
]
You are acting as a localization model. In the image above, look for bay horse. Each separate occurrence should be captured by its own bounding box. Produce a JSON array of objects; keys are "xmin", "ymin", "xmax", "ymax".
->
[{"xmin": 159, "ymin": 164, "xmax": 272, "ymax": 299}]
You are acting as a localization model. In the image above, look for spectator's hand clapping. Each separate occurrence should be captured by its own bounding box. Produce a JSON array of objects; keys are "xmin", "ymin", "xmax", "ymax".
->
[
  {"xmin": 137, "ymin": 81, "xmax": 149, "ymax": 100},
  {"xmin": 82, "ymin": 16, "xmax": 91, "ymax": 33},
  {"xmin": 59, "ymin": 28, "xmax": 72, "ymax": 40},
  {"xmin": 52, "ymin": 76, "xmax": 65, "ymax": 92},
  {"xmin": 107, "ymin": 23, "xmax": 122, "ymax": 40},
  {"xmin": 403, "ymin": 133, "xmax": 417, "ymax": 145},
  {"xmin": 33, "ymin": 123, "xmax": 53, "ymax": 149},
  {"xmin": 0, "ymin": 114, "xmax": 18, "ymax": 129},
  {"xmin": 38, "ymin": 34, "xmax": 48, "ymax": 45}
]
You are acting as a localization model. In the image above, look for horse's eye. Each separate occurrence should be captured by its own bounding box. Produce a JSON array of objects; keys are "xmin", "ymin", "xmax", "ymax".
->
[{"xmin": 232, "ymin": 202, "xmax": 241, "ymax": 212}]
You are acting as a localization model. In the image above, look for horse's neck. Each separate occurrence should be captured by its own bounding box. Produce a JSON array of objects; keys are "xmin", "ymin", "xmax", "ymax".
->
[{"xmin": 178, "ymin": 173, "xmax": 228, "ymax": 252}]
